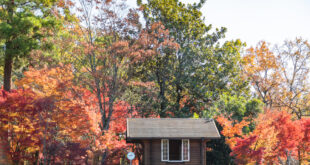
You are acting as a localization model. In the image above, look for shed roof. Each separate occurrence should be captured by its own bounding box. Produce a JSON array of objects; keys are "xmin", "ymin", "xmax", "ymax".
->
[{"xmin": 126, "ymin": 118, "xmax": 220, "ymax": 140}]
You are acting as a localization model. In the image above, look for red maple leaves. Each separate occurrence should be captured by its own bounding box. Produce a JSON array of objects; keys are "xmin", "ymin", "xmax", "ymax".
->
[{"xmin": 218, "ymin": 110, "xmax": 310, "ymax": 164}]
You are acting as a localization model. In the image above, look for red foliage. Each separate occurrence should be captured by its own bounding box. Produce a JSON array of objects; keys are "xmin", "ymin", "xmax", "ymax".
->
[
  {"xmin": 0, "ymin": 89, "xmax": 41, "ymax": 163},
  {"xmin": 232, "ymin": 136, "xmax": 264, "ymax": 164},
  {"xmin": 218, "ymin": 110, "xmax": 310, "ymax": 164}
]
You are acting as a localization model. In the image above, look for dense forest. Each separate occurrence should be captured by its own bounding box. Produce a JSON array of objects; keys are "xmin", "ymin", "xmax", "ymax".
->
[{"xmin": 0, "ymin": 0, "xmax": 309, "ymax": 164}]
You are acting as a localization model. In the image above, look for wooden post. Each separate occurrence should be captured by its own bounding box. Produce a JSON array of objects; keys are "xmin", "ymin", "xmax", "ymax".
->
[
  {"xmin": 143, "ymin": 141, "xmax": 150, "ymax": 165},
  {"xmin": 201, "ymin": 138, "xmax": 206, "ymax": 165}
]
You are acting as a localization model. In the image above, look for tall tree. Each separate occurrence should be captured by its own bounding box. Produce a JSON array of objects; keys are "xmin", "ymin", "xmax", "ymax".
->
[
  {"xmin": 0, "ymin": 1, "xmax": 65, "ymax": 162},
  {"xmin": 243, "ymin": 39, "xmax": 310, "ymax": 118},
  {"xmin": 138, "ymin": 0, "xmax": 247, "ymax": 117},
  {"xmin": 72, "ymin": 0, "xmax": 176, "ymax": 163},
  {"xmin": 242, "ymin": 41, "xmax": 282, "ymax": 108},
  {"xmin": 276, "ymin": 38, "xmax": 310, "ymax": 118},
  {"xmin": 0, "ymin": 0, "xmax": 65, "ymax": 91}
]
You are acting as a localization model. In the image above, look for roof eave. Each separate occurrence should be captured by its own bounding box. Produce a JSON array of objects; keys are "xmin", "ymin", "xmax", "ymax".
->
[{"xmin": 126, "ymin": 136, "xmax": 221, "ymax": 141}]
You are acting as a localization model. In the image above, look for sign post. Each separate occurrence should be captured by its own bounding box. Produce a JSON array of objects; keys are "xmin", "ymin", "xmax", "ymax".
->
[{"xmin": 127, "ymin": 152, "xmax": 135, "ymax": 165}]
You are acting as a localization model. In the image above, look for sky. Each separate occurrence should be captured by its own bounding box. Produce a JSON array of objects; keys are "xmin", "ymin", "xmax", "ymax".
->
[{"xmin": 127, "ymin": 0, "xmax": 310, "ymax": 47}]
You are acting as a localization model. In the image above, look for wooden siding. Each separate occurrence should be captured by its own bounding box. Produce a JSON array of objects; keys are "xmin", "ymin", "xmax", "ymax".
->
[{"xmin": 142, "ymin": 139, "xmax": 205, "ymax": 165}]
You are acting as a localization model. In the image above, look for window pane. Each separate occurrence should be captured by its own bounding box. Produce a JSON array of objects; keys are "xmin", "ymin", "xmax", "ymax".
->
[
  {"xmin": 182, "ymin": 139, "xmax": 189, "ymax": 161},
  {"xmin": 169, "ymin": 140, "xmax": 182, "ymax": 161},
  {"xmin": 162, "ymin": 139, "xmax": 168, "ymax": 161}
]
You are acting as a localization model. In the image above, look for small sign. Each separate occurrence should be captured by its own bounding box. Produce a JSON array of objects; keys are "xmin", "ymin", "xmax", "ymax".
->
[{"xmin": 127, "ymin": 152, "xmax": 135, "ymax": 160}]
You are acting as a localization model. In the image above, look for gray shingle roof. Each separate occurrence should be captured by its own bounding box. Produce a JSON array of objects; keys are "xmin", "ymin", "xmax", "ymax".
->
[{"xmin": 126, "ymin": 118, "xmax": 220, "ymax": 140}]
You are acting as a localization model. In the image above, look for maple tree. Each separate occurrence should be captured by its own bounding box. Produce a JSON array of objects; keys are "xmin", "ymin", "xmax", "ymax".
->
[
  {"xmin": 0, "ymin": 64, "xmax": 139, "ymax": 164},
  {"xmin": 4, "ymin": 68, "xmax": 92, "ymax": 164},
  {"xmin": 203, "ymin": 95, "xmax": 264, "ymax": 164},
  {"xmin": 130, "ymin": 21, "xmax": 180, "ymax": 117},
  {"xmin": 73, "ymin": 0, "xmax": 139, "ymax": 133},
  {"xmin": 217, "ymin": 110, "xmax": 310, "ymax": 164},
  {"xmin": 0, "ymin": 89, "xmax": 40, "ymax": 164},
  {"xmin": 0, "ymin": 66, "xmax": 95, "ymax": 164}
]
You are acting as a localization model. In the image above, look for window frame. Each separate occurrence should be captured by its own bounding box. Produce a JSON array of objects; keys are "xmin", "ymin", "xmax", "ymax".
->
[
  {"xmin": 161, "ymin": 139, "xmax": 190, "ymax": 162},
  {"xmin": 161, "ymin": 139, "xmax": 169, "ymax": 161},
  {"xmin": 182, "ymin": 139, "xmax": 190, "ymax": 161}
]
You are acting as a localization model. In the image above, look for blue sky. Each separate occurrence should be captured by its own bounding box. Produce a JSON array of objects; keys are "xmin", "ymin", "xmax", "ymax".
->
[{"xmin": 127, "ymin": 0, "xmax": 310, "ymax": 47}]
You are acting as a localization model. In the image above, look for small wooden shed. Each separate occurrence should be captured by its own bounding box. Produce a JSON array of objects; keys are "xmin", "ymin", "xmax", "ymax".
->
[{"xmin": 126, "ymin": 118, "xmax": 220, "ymax": 165}]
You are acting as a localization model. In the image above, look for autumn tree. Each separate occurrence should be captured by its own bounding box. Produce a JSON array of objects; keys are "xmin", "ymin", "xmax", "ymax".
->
[
  {"xmin": 0, "ymin": 87, "xmax": 91, "ymax": 164},
  {"xmin": 244, "ymin": 39, "xmax": 310, "ymax": 118},
  {"xmin": 5, "ymin": 66, "xmax": 98, "ymax": 164},
  {"xmin": 218, "ymin": 110, "xmax": 310, "ymax": 164},
  {"xmin": 0, "ymin": 1, "xmax": 70, "ymax": 162},
  {"xmin": 16, "ymin": 65, "xmax": 139, "ymax": 164},
  {"xmin": 204, "ymin": 94, "xmax": 263, "ymax": 164},
  {"xmin": 69, "ymin": 0, "xmax": 167, "ymax": 163},
  {"xmin": 276, "ymin": 38, "xmax": 310, "ymax": 118},
  {"xmin": 242, "ymin": 41, "xmax": 282, "ymax": 108},
  {"xmin": 0, "ymin": 89, "xmax": 41, "ymax": 164}
]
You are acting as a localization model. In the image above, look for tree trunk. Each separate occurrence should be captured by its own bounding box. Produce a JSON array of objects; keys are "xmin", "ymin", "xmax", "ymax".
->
[
  {"xmin": 4, "ymin": 0, "xmax": 14, "ymax": 92},
  {"xmin": 156, "ymin": 70, "xmax": 167, "ymax": 117},
  {"xmin": 3, "ymin": 52, "xmax": 13, "ymax": 91},
  {"xmin": 100, "ymin": 150, "xmax": 107, "ymax": 165},
  {"xmin": 0, "ymin": 46, "xmax": 13, "ymax": 165},
  {"xmin": 0, "ymin": 137, "xmax": 10, "ymax": 165},
  {"xmin": 1, "ymin": 1, "xmax": 14, "ymax": 164}
]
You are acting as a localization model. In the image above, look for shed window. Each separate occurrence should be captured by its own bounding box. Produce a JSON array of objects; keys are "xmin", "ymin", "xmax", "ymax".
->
[
  {"xmin": 169, "ymin": 140, "xmax": 181, "ymax": 160},
  {"xmin": 161, "ymin": 139, "xmax": 190, "ymax": 162}
]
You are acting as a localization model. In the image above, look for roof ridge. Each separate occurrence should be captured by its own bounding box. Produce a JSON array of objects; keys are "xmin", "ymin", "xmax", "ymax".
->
[{"xmin": 127, "ymin": 118, "xmax": 213, "ymax": 120}]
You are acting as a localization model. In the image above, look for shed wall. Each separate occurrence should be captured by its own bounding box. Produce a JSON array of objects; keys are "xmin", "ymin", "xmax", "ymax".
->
[{"xmin": 143, "ymin": 139, "xmax": 204, "ymax": 165}]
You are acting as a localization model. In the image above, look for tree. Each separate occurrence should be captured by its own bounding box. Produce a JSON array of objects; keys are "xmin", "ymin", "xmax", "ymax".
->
[
  {"xmin": 244, "ymin": 39, "xmax": 310, "ymax": 118},
  {"xmin": 205, "ymin": 121, "xmax": 235, "ymax": 165},
  {"xmin": 276, "ymin": 38, "xmax": 310, "ymax": 118},
  {"xmin": 15, "ymin": 65, "xmax": 139, "ymax": 164},
  {"xmin": 73, "ymin": 0, "xmax": 141, "ymax": 133},
  {"xmin": 9, "ymin": 66, "xmax": 98, "ymax": 164},
  {"xmin": 204, "ymin": 94, "xmax": 263, "ymax": 121},
  {"xmin": 242, "ymin": 41, "xmax": 282, "ymax": 108},
  {"xmin": 0, "ymin": 0, "xmax": 66, "ymax": 91},
  {"xmin": 72, "ymin": 0, "xmax": 179, "ymax": 162},
  {"xmin": 138, "ymin": 0, "xmax": 247, "ymax": 117},
  {"xmin": 0, "ymin": 1, "xmax": 67, "ymax": 162},
  {"xmin": 129, "ymin": 21, "xmax": 179, "ymax": 117},
  {"xmin": 218, "ymin": 110, "xmax": 310, "ymax": 164},
  {"xmin": 0, "ymin": 89, "xmax": 41, "ymax": 164},
  {"xmin": 204, "ymin": 94, "xmax": 263, "ymax": 165}
]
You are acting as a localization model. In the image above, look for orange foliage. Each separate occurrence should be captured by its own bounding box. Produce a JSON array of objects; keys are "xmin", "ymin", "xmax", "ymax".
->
[
  {"xmin": 242, "ymin": 41, "xmax": 282, "ymax": 107},
  {"xmin": 15, "ymin": 66, "xmax": 94, "ymax": 143},
  {"xmin": 0, "ymin": 65, "xmax": 139, "ymax": 164},
  {"xmin": 0, "ymin": 89, "xmax": 41, "ymax": 162},
  {"xmin": 217, "ymin": 110, "xmax": 310, "ymax": 164},
  {"xmin": 216, "ymin": 116, "xmax": 249, "ymax": 147},
  {"xmin": 131, "ymin": 22, "xmax": 179, "ymax": 63}
]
